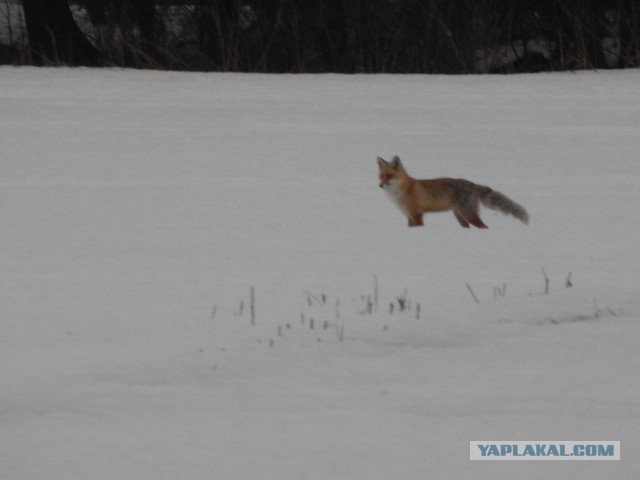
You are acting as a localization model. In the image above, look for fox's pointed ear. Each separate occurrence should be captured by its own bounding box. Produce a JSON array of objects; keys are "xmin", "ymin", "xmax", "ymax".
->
[
  {"xmin": 377, "ymin": 157, "xmax": 387, "ymax": 168},
  {"xmin": 391, "ymin": 156, "xmax": 402, "ymax": 168}
]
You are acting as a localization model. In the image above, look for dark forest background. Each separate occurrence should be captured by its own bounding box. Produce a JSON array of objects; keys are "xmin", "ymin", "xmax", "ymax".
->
[{"xmin": 9, "ymin": 0, "xmax": 640, "ymax": 72}]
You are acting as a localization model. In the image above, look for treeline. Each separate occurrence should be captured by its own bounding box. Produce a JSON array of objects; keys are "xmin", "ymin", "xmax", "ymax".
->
[{"xmin": 13, "ymin": 0, "xmax": 640, "ymax": 72}]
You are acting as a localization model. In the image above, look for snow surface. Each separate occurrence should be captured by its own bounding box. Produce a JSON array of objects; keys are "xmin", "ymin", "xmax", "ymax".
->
[{"xmin": 1, "ymin": 67, "xmax": 639, "ymax": 479}]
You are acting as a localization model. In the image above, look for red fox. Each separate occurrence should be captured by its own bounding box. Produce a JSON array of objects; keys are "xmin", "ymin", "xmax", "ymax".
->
[{"xmin": 378, "ymin": 156, "xmax": 529, "ymax": 228}]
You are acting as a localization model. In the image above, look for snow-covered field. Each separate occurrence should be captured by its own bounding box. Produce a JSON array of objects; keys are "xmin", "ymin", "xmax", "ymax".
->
[{"xmin": 1, "ymin": 67, "xmax": 639, "ymax": 479}]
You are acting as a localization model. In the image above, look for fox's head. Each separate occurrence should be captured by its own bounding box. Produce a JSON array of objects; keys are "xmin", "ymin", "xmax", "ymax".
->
[{"xmin": 377, "ymin": 155, "xmax": 406, "ymax": 189}]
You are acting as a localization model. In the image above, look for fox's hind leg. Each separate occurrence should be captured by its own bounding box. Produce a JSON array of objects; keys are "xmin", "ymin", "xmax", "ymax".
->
[
  {"xmin": 455, "ymin": 191, "xmax": 488, "ymax": 229},
  {"xmin": 454, "ymin": 211, "xmax": 470, "ymax": 228},
  {"xmin": 464, "ymin": 211, "xmax": 488, "ymax": 229},
  {"xmin": 455, "ymin": 208, "xmax": 488, "ymax": 229}
]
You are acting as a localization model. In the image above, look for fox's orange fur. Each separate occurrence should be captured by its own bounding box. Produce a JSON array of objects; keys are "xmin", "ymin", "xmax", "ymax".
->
[{"xmin": 377, "ymin": 156, "xmax": 529, "ymax": 229}]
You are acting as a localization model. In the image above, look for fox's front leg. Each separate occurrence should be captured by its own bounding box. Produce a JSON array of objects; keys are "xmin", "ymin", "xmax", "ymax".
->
[{"xmin": 408, "ymin": 211, "xmax": 424, "ymax": 227}]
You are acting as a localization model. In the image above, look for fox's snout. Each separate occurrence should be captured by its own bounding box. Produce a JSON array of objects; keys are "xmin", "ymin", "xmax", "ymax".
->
[{"xmin": 379, "ymin": 174, "xmax": 393, "ymax": 188}]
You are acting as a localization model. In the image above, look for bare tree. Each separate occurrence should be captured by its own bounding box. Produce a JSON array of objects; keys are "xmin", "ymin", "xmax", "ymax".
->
[{"xmin": 22, "ymin": 0, "xmax": 101, "ymax": 65}]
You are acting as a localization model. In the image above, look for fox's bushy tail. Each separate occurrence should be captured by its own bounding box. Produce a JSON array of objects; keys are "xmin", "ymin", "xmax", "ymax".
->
[{"xmin": 480, "ymin": 189, "xmax": 529, "ymax": 224}]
